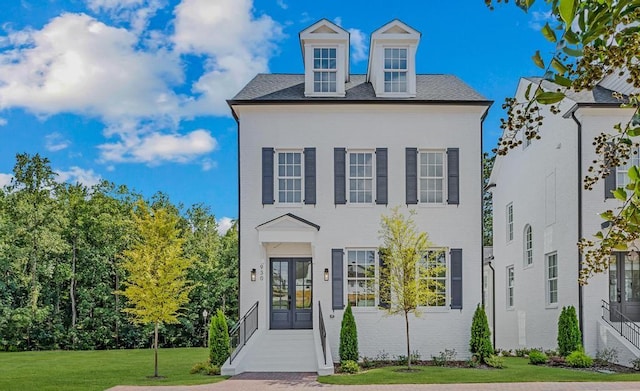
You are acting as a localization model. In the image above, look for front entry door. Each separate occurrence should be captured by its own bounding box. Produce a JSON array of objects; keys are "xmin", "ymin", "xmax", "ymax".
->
[
  {"xmin": 270, "ymin": 258, "xmax": 312, "ymax": 329},
  {"xmin": 609, "ymin": 252, "xmax": 640, "ymax": 321}
]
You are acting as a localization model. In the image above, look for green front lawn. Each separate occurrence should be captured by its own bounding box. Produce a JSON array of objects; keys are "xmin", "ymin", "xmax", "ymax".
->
[
  {"xmin": 318, "ymin": 357, "xmax": 640, "ymax": 385},
  {"xmin": 0, "ymin": 348, "xmax": 226, "ymax": 391}
]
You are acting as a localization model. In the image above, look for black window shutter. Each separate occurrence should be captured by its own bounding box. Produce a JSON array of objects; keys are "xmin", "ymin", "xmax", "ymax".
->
[
  {"xmin": 447, "ymin": 148, "xmax": 460, "ymax": 205},
  {"xmin": 376, "ymin": 148, "xmax": 388, "ymax": 205},
  {"xmin": 378, "ymin": 250, "xmax": 390, "ymax": 309},
  {"xmin": 262, "ymin": 147, "xmax": 274, "ymax": 205},
  {"xmin": 406, "ymin": 148, "xmax": 418, "ymax": 204},
  {"xmin": 332, "ymin": 249, "xmax": 344, "ymax": 310},
  {"xmin": 450, "ymin": 248, "xmax": 463, "ymax": 309},
  {"xmin": 334, "ymin": 148, "xmax": 346, "ymax": 205},
  {"xmin": 304, "ymin": 148, "xmax": 316, "ymax": 205},
  {"xmin": 604, "ymin": 143, "xmax": 616, "ymax": 199}
]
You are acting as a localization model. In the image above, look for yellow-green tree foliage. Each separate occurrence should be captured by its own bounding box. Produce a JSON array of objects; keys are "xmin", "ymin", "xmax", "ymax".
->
[
  {"xmin": 119, "ymin": 200, "xmax": 193, "ymax": 376},
  {"xmin": 379, "ymin": 207, "xmax": 444, "ymax": 369}
]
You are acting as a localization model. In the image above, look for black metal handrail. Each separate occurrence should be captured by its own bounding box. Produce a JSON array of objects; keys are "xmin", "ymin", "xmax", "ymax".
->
[
  {"xmin": 601, "ymin": 299, "xmax": 640, "ymax": 350},
  {"xmin": 319, "ymin": 301, "xmax": 327, "ymax": 365},
  {"xmin": 229, "ymin": 301, "xmax": 258, "ymax": 364}
]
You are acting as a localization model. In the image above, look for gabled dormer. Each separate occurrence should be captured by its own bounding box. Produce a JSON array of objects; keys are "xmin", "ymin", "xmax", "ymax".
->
[
  {"xmin": 299, "ymin": 19, "xmax": 350, "ymax": 97},
  {"xmin": 367, "ymin": 20, "xmax": 420, "ymax": 98}
]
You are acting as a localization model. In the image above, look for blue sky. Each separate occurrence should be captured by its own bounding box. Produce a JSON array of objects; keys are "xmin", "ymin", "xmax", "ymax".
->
[{"xmin": 0, "ymin": 0, "xmax": 556, "ymax": 227}]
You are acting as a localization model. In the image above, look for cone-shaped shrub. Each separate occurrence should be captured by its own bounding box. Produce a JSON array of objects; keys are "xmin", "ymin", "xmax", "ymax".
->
[
  {"xmin": 339, "ymin": 303, "xmax": 359, "ymax": 362},
  {"xmin": 470, "ymin": 304, "xmax": 493, "ymax": 361},
  {"xmin": 209, "ymin": 309, "xmax": 230, "ymax": 366},
  {"xmin": 557, "ymin": 306, "xmax": 581, "ymax": 356}
]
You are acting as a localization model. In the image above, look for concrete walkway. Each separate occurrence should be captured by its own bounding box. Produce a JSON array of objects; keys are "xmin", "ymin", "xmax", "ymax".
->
[{"xmin": 106, "ymin": 372, "xmax": 640, "ymax": 391}]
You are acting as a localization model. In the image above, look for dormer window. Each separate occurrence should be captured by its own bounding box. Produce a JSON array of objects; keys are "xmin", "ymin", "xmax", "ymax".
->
[
  {"xmin": 384, "ymin": 48, "xmax": 408, "ymax": 93},
  {"xmin": 313, "ymin": 48, "xmax": 337, "ymax": 93}
]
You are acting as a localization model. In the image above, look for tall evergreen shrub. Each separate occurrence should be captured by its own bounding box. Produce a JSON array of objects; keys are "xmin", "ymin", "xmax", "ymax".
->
[
  {"xmin": 208, "ymin": 309, "xmax": 230, "ymax": 366},
  {"xmin": 470, "ymin": 304, "xmax": 494, "ymax": 361},
  {"xmin": 339, "ymin": 303, "xmax": 359, "ymax": 362},
  {"xmin": 557, "ymin": 306, "xmax": 581, "ymax": 356}
]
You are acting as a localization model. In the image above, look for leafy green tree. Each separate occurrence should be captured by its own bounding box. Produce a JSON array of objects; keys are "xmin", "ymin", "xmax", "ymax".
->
[
  {"xmin": 119, "ymin": 200, "xmax": 193, "ymax": 377},
  {"xmin": 470, "ymin": 304, "xmax": 494, "ymax": 362},
  {"xmin": 378, "ymin": 207, "xmax": 444, "ymax": 369},
  {"xmin": 557, "ymin": 305, "xmax": 582, "ymax": 356},
  {"xmin": 208, "ymin": 309, "xmax": 230, "ymax": 367},
  {"xmin": 486, "ymin": 0, "xmax": 640, "ymax": 281},
  {"xmin": 339, "ymin": 303, "xmax": 359, "ymax": 362}
]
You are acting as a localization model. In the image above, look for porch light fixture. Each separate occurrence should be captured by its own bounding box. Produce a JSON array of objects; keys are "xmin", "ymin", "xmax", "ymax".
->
[
  {"xmin": 250, "ymin": 268, "xmax": 257, "ymax": 282},
  {"xmin": 324, "ymin": 268, "xmax": 330, "ymax": 281}
]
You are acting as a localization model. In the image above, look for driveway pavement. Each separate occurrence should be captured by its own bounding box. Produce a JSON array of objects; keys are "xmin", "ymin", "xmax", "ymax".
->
[{"xmin": 106, "ymin": 372, "xmax": 640, "ymax": 391}]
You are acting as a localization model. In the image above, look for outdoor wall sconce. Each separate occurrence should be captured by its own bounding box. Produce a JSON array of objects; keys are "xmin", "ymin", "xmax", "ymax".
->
[
  {"xmin": 324, "ymin": 268, "xmax": 330, "ymax": 281},
  {"xmin": 250, "ymin": 268, "xmax": 257, "ymax": 282}
]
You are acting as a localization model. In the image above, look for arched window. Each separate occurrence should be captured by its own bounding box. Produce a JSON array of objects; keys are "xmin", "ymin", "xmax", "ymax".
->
[{"xmin": 524, "ymin": 225, "xmax": 533, "ymax": 266}]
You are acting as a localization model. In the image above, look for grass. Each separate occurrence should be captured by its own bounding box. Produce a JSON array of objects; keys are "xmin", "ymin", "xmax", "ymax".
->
[
  {"xmin": 318, "ymin": 357, "xmax": 640, "ymax": 385},
  {"xmin": 0, "ymin": 347, "xmax": 226, "ymax": 391}
]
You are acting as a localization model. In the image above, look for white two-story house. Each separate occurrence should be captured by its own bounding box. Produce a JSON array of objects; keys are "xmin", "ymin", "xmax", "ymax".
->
[
  {"xmin": 489, "ymin": 76, "xmax": 639, "ymax": 365},
  {"xmin": 222, "ymin": 19, "xmax": 491, "ymax": 375}
]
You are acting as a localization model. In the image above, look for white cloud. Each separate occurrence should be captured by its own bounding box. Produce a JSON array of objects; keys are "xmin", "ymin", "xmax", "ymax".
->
[
  {"xmin": 99, "ymin": 128, "xmax": 217, "ymax": 164},
  {"xmin": 276, "ymin": 0, "xmax": 287, "ymax": 10},
  {"xmin": 86, "ymin": 0, "xmax": 166, "ymax": 33},
  {"xmin": 529, "ymin": 10, "xmax": 554, "ymax": 30},
  {"xmin": 216, "ymin": 216, "xmax": 234, "ymax": 235},
  {"xmin": 0, "ymin": 117, "xmax": 7, "ymax": 126},
  {"xmin": 56, "ymin": 166, "xmax": 102, "ymax": 187},
  {"xmin": 333, "ymin": 17, "xmax": 342, "ymax": 27},
  {"xmin": 45, "ymin": 132, "xmax": 71, "ymax": 152},
  {"xmin": 201, "ymin": 158, "xmax": 217, "ymax": 171},
  {"xmin": 0, "ymin": 173, "xmax": 12, "ymax": 188},
  {"xmin": 348, "ymin": 28, "xmax": 368, "ymax": 63}
]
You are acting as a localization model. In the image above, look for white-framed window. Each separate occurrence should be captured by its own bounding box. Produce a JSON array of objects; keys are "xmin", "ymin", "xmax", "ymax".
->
[
  {"xmin": 277, "ymin": 151, "xmax": 302, "ymax": 203},
  {"xmin": 506, "ymin": 203, "xmax": 514, "ymax": 242},
  {"xmin": 419, "ymin": 249, "xmax": 447, "ymax": 307},
  {"xmin": 346, "ymin": 249, "xmax": 376, "ymax": 307},
  {"xmin": 348, "ymin": 151, "xmax": 374, "ymax": 204},
  {"xmin": 313, "ymin": 48, "xmax": 337, "ymax": 93},
  {"xmin": 617, "ymin": 146, "xmax": 640, "ymax": 188},
  {"xmin": 383, "ymin": 48, "xmax": 408, "ymax": 93},
  {"xmin": 419, "ymin": 151, "xmax": 445, "ymax": 204},
  {"xmin": 524, "ymin": 224, "xmax": 533, "ymax": 267},
  {"xmin": 546, "ymin": 253, "xmax": 558, "ymax": 305},
  {"xmin": 507, "ymin": 266, "xmax": 514, "ymax": 308}
]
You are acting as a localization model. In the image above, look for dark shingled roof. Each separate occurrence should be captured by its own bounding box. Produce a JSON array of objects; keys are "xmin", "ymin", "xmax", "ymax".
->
[
  {"xmin": 524, "ymin": 77, "xmax": 623, "ymax": 104},
  {"xmin": 230, "ymin": 74, "xmax": 489, "ymax": 103}
]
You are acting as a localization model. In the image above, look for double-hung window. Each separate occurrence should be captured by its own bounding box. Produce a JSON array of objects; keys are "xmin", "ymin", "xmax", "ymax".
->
[
  {"xmin": 313, "ymin": 48, "xmax": 337, "ymax": 93},
  {"xmin": 420, "ymin": 250, "xmax": 447, "ymax": 307},
  {"xmin": 506, "ymin": 203, "xmax": 514, "ymax": 242},
  {"xmin": 546, "ymin": 253, "xmax": 558, "ymax": 305},
  {"xmin": 524, "ymin": 225, "xmax": 533, "ymax": 266},
  {"xmin": 617, "ymin": 146, "xmax": 640, "ymax": 188},
  {"xmin": 346, "ymin": 250, "xmax": 376, "ymax": 307},
  {"xmin": 384, "ymin": 48, "xmax": 408, "ymax": 93},
  {"xmin": 348, "ymin": 151, "xmax": 373, "ymax": 203},
  {"xmin": 277, "ymin": 151, "xmax": 302, "ymax": 203},
  {"xmin": 507, "ymin": 266, "xmax": 514, "ymax": 308},
  {"xmin": 419, "ymin": 151, "xmax": 445, "ymax": 204}
]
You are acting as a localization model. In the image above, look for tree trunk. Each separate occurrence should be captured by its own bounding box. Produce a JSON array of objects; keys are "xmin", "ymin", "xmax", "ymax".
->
[
  {"xmin": 70, "ymin": 238, "xmax": 77, "ymax": 328},
  {"xmin": 114, "ymin": 258, "xmax": 119, "ymax": 349},
  {"xmin": 154, "ymin": 322, "xmax": 159, "ymax": 378},
  {"xmin": 405, "ymin": 310, "xmax": 411, "ymax": 370}
]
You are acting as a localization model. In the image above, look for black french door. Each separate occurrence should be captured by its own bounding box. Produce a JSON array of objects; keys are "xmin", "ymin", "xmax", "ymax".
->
[
  {"xmin": 609, "ymin": 252, "xmax": 640, "ymax": 321},
  {"xmin": 270, "ymin": 258, "xmax": 313, "ymax": 329}
]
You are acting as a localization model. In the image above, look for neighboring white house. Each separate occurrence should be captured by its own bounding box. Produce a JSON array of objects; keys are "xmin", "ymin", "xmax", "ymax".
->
[
  {"xmin": 488, "ymin": 76, "xmax": 640, "ymax": 365},
  {"xmin": 222, "ymin": 19, "xmax": 491, "ymax": 375}
]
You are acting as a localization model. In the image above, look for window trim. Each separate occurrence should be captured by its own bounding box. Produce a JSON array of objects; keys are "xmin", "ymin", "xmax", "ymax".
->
[
  {"xmin": 345, "ymin": 248, "xmax": 378, "ymax": 309},
  {"xmin": 616, "ymin": 146, "xmax": 640, "ymax": 189},
  {"xmin": 274, "ymin": 149, "xmax": 304, "ymax": 205},
  {"xmin": 546, "ymin": 252, "xmax": 559, "ymax": 307},
  {"xmin": 506, "ymin": 265, "xmax": 515, "ymax": 310},
  {"xmin": 418, "ymin": 248, "xmax": 449, "ymax": 309},
  {"xmin": 524, "ymin": 224, "xmax": 533, "ymax": 267},
  {"xmin": 347, "ymin": 149, "xmax": 375, "ymax": 205},
  {"xmin": 506, "ymin": 203, "xmax": 514, "ymax": 243},
  {"xmin": 418, "ymin": 150, "xmax": 447, "ymax": 205},
  {"xmin": 312, "ymin": 47, "xmax": 338, "ymax": 94},
  {"xmin": 383, "ymin": 47, "xmax": 409, "ymax": 94}
]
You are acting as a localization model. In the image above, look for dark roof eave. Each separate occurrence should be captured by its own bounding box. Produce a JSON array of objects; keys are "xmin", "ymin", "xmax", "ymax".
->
[
  {"xmin": 228, "ymin": 99, "xmax": 493, "ymax": 107},
  {"xmin": 562, "ymin": 102, "xmax": 630, "ymax": 118}
]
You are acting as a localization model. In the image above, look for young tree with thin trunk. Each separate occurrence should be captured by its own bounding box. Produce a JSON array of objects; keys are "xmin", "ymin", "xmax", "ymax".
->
[
  {"xmin": 378, "ymin": 207, "xmax": 444, "ymax": 370},
  {"xmin": 119, "ymin": 200, "xmax": 193, "ymax": 378}
]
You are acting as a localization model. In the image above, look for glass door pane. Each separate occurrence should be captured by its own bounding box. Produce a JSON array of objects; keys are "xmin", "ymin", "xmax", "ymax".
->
[
  {"xmin": 625, "ymin": 254, "xmax": 640, "ymax": 302},
  {"xmin": 295, "ymin": 260, "xmax": 312, "ymax": 309},
  {"xmin": 272, "ymin": 261, "xmax": 289, "ymax": 309}
]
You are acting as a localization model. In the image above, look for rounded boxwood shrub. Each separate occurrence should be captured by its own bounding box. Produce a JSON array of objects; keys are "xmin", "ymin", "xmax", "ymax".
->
[
  {"xmin": 470, "ymin": 304, "xmax": 493, "ymax": 362},
  {"xmin": 528, "ymin": 349, "xmax": 548, "ymax": 365},
  {"xmin": 557, "ymin": 306, "xmax": 581, "ymax": 357},
  {"xmin": 339, "ymin": 303, "xmax": 359, "ymax": 362},
  {"xmin": 566, "ymin": 350, "xmax": 593, "ymax": 368},
  {"xmin": 340, "ymin": 360, "xmax": 360, "ymax": 374}
]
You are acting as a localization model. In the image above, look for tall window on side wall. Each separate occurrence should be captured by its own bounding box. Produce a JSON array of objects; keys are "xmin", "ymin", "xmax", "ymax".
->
[
  {"xmin": 507, "ymin": 266, "xmax": 514, "ymax": 309},
  {"xmin": 346, "ymin": 250, "xmax": 376, "ymax": 307},
  {"xmin": 617, "ymin": 146, "xmax": 640, "ymax": 187},
  {"xmin": 277, "ymin": 151, "xmax": 302, "ymax": 203},
  {"xmin": 313, "ymin": 48, "xmax": 337, "ymax": 93},
  {"xmin": 546, "ymin": 253, "xmax": 558, "ymax": 306},
  {"xmin": 506, "ymin": 203, "xmax": 514, "ymax": 242},
  {"xmin": 419, "ymin": 250, "xmax": 447, "ymax": 307},
  {"xmin": 384, "ymin": 48, "xmax": 407, "ymax": 93},
  {"xmin": 419, "ymin": 151, "xmax": 445, "ymax": 204},
  {"xmin": 524, "ymin": 225, "xmax": 533, "ymax": 267},
  {"xmin": 348, "ymin": 152, "xmax": 373, "ymax": 203}
]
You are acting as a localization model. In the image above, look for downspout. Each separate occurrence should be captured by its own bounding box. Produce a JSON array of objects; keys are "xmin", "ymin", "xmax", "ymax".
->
[
  {"xmin": 570, "ymin": 110, "xmax": 585, "ymax": 346},
  {"xmin": 488, "ymin": 259, "xmax": 496, "ymax": 349},
  {"xmin": 235, "ymin": 113, "xmax": 242, "ymax": 322}
]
